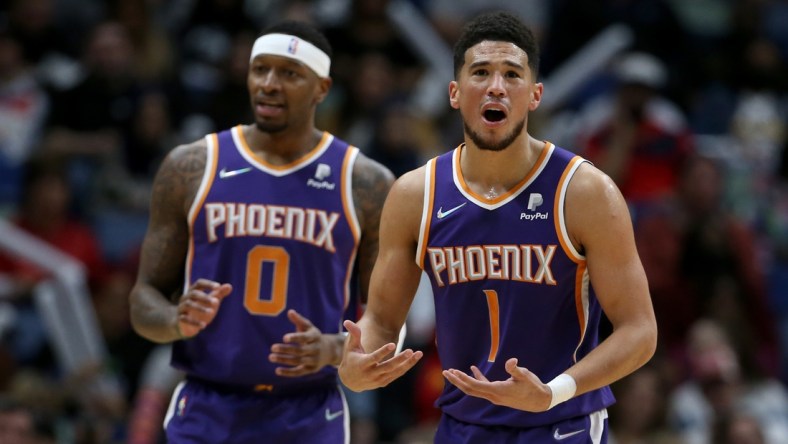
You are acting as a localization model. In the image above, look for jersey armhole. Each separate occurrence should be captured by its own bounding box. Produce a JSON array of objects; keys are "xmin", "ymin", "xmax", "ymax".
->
[
  {"xmin": 341, "ymin": 146, "xmax": 361, "ymax": 243},
  {"xmin": 183, "ymin": 133, "xmax": 218, "ymax": 291},
  {"xmin": 554, "ymin": 156, "xmax": 587, "ymax": 263}
]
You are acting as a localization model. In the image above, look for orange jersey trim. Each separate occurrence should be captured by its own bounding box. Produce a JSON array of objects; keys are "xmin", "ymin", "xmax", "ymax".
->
[
  {"xmin": 454, "ymin": 142, "xmax": 552, "ymax": 205},
  {"xmin": 235, "ymin": 126, "xmax": 331, "ymax": 172}
]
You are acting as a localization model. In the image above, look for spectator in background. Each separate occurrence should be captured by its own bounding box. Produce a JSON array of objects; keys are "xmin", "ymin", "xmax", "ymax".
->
[
  {"xmin": 93, "ymin": 265, "xmax": 154, "ymax": 410},
  {"xmin": 172, "ymin": 0, "xmax": 257, "ymax": 119},
  {"xmin": 126, "ymin": 90, "xmax": 176, "ymax": 183},
  {"xmin": 322, "ymin": 0, "xmax": 424, "ymax": 140},
  {"xmin": 0, "ymin": 156, "xmax": 116, "ymax": 440},
  {"xmin": 635, "ymin": 155, "xmax": 778, "ymax": 375},
  {"xmin": 206, "ymin": 30, "xmax": 256, "ymax": 131},
  {"xmin": 540, "ymin": 0, "xmax": 690, "ymax": 86},
  {"xmin": 109, "ymin": 0, "xmax": 175, "ymax": 84},
  {"xmin": 0, "ymin": 27, "xmax": 49, "ymax": 211},
  {"xmin": 667, "ymin": 319, "xmax": 788, "ymax": 444},
  {"xmin": 0, "ymin": 156, "xmax": 107, "ymax": 300},
  {"xmin": 5, "ymin": 0, "xmax": 83, "ymax": 70},
  {"xmin": 0, "ymin": 395, "xmax": 55, "ymax": 444},
  {"xmin": 126, "ymin": 344, "xmax": 182, "ymax": 444},
  {"xmin": 608, "ymin": 364, "xmax": 677, "ymax": 444},
  {"xmin": 94, "ymin": 88, "xmax": 177, "ymax": 217},
  {"xmin": 713, "ymin": 411, "xmax": 767, "ymax": 444},
  {"xmin": 365, "ymin": 101, "xmax": 438, "ymax": 178},
  {"xmin": 576, "ymin": 51, "xmax": 694, "ymax": 204},
  {"xmin": 41, "ymin": 20, "xmax": 145, "ymax": 214},
  {"xmin": 425, "ymin": 0, "xmax": 548, "ymax": 44}
]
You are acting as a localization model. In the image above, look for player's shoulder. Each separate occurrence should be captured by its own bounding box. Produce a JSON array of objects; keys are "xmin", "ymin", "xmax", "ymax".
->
[
  {"xmin": 568, "ymin": 161, "xmax": 621, "ymax": 202},
  {"xmin": 161, "ymin": 136, "xmax": 209, "ymax": 171},
  {"xmin": 348, "ymin": 152, "xmax": 397, "ymax": 230},
  {"xmin": 564, "ymin": 161, "xmax": 630, "ymax": 234},
  {"xmin": 388, "ymin": 163, "xmax": 429, "ymax": 203},
  {"xmin": 152, "ymin": 136, "xmax": 211, "ymax": 204}
]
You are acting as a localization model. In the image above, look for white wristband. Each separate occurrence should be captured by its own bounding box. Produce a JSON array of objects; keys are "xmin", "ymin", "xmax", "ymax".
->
[{"xmin": 547, "ymin": 373, "xmax": 577, "ymax": 409}]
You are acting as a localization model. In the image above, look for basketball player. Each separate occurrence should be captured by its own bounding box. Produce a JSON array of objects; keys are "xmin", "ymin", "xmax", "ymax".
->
[
  {"xmin": 338, "ymin": 11, "xmax": 657, "ymax": 443},
  {"xmin": 129, "ymin": 20, "xmax": 394, "ymax": 443}
]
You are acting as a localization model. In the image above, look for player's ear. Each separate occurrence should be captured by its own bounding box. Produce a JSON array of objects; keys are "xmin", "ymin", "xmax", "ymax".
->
[
  {"xmin": 314, "ymin": 76, "xmax": 333, "ymax": 105},
  {"xmin": 449, "ymin": 81, "xmax": 460, "ymax": 110},
  {"xmin": 529, "ymin": 82, "xmax": 543, "ymax": 111}
]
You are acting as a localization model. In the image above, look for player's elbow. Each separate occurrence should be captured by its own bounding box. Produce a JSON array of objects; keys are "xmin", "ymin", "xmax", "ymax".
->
[{"xmin": 636, "ymin": 318, "xmax": 658, "ymax": 368}]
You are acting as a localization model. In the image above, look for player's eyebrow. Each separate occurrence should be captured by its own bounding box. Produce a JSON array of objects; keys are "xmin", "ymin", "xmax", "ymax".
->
[{"xmin": 467, "ymin": 60, "xmax": 525, "ymax": 71}]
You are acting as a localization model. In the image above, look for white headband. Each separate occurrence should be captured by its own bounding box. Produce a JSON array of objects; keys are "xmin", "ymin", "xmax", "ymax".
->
[{"xmin": 250, "ymin": 33, "xmax": 331, "ymax": 78}]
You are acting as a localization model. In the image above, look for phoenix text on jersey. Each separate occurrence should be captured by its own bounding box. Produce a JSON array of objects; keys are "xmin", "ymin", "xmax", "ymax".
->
[
  {"xmin": 426, "ymin": 243, "xmax": 558, "ymax": 287},
  {"xmin": 204, "ymin": 202, "xmax": 340, "ymax": 252}
]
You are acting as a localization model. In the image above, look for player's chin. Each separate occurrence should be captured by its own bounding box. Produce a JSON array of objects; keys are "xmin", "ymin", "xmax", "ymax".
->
[{"xmin": 254, "ymin": 120, "xmax": 288, "ymax": 133}]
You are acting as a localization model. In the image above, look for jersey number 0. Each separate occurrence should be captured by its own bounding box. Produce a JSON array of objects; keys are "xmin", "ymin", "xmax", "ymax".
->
[{"xmin": 244, "ymin": 245, "xmax": 290, "ymax": 316}]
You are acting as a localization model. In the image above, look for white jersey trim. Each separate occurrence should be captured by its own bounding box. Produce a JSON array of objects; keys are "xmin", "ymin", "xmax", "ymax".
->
[
  {"xmin": 557, "ymin": 158, "xmax": 587, "ymax": 262},
  {"xmin": 342, "ymin": 148, "xmax": 361, "ymax": 243},
  {"xmin": 416, "ymin": 158, "xmax": 435, "ymax": 266},
  {"xmin": 184, "ymin": 134, "xmax": 218, "ymax": 291}
]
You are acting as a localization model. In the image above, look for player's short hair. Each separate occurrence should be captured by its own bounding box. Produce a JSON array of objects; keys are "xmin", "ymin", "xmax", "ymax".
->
[
  {"xmin": 259, "ymin": 20, "xmax": 333, "ymax": 61},
  {"xmin": 452, "ymin": 11, "xmax": 539, "ymax": 78}
]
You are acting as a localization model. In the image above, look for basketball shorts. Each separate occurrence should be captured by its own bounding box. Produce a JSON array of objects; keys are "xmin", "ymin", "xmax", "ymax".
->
[
  {"xmin": 434, "ymin": 408, "xmax": 608, "ymax": 444},
  {"xmin": 164, "ymin": 378, "xmax": 349, "ymax": 443}
]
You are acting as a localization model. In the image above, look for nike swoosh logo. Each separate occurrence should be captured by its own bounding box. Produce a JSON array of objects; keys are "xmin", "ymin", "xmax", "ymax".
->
[
  {"xmin": 436, "ymin": 202, "xmax": 467, "ymax": 219},
  {"xmin": 325, "ymin": 408, "xmax": 344, "ymax": 421},
  {"xmin": 219, "ymin": 167, "xmax": 252, "ymax": 179},
  {"xmin": 553, "ymin": 428, "xmax": 585, "ymax": 440}
]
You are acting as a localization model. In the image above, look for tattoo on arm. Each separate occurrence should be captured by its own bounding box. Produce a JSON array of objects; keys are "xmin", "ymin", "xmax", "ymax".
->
[
  {"xmin": 131, "ymin": 142, "xmax": 207, "ymax": 335},
  {"xmin": 352, "ymin": 155, "xmax": 395, "ymax": 303}
]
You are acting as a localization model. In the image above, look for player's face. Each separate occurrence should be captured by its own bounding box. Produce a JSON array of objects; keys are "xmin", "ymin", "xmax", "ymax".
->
[
  {"xmin": 449, "ymin": 41, "xmax": 543, "ymax": 151},
  {"xmin": 247, "ymin": 54, "xmax": 329, "ymax": 133}
]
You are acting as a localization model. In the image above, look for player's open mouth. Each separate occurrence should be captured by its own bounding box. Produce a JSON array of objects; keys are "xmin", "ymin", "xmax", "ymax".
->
[
  {"xmin": 483, "ymin": 109, "xmax": 506, "ymax": 122},
  {"xmin": 481, "ymin": 102, "xmax": 508, "ymax": 124}
]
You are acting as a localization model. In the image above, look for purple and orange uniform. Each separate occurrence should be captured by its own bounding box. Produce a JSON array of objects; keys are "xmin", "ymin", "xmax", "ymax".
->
[
  {"xmin": 165, "ymin": 126, "xmax": 359, "ymax": 443},
  {"xmin": 418, "ymin": 143, "xmax": 614, "ymax": 443}
]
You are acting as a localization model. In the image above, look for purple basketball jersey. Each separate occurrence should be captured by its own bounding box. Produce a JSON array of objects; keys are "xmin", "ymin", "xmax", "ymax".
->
[
  {"xmin": 418, "ymin": 143, "xmax": 615, "ymax": 427},
  {"xmin": 172, "ymin": 126, "xmax": 360, "ymax": 393}
]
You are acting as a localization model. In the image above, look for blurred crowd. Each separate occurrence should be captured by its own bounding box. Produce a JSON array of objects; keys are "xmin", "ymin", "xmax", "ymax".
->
[{"xmin": 0, "ymin": 0, "xmax": 787, "ymax": 443}]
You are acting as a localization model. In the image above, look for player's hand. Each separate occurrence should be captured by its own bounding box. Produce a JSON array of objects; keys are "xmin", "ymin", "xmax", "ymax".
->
[
  {"xmin": 338, "ymin": 320, "xmax": 422, "ymax": 392},
  {"xmin": 442, "ymin": 358, "xmax": 552, "ymax": 412},
  {"xmin": 175, "ymin": 279, "xmax": 232, "ymax": 339},
  {"xmin": 269, "ymin": 309, "xmax": 340, "ymax": 377}
]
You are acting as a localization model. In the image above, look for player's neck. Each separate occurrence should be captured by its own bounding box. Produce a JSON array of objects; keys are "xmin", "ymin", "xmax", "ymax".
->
[
  {"xmin": 460, "ymin": 136, "xmax": 545, "ymax": 197},
  {"xmin": 243, "ymin": 125, "xmax": 325, "ymax": 165}
]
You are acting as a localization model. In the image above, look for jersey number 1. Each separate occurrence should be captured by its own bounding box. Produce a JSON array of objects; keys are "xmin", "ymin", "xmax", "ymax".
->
[{"xmin": 244, "ymin": 246, "xmax": 289, "ymax": 316}]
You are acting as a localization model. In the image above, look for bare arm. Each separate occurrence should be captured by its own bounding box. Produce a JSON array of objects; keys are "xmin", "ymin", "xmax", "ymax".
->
[
  {"xmin": 338, "ymin": 167, "xmax": 426, "ymax": 391},
  {"xmin": 562, "ymin": 163, "xmax": 657, "ymax": 395},
  {"xmin": 129, "ymin": 140, "xmax": 231, "ymax": 343},
  {"xmin": 352, "ymin": 153, "xmax": 396, "ymax": 305}
]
